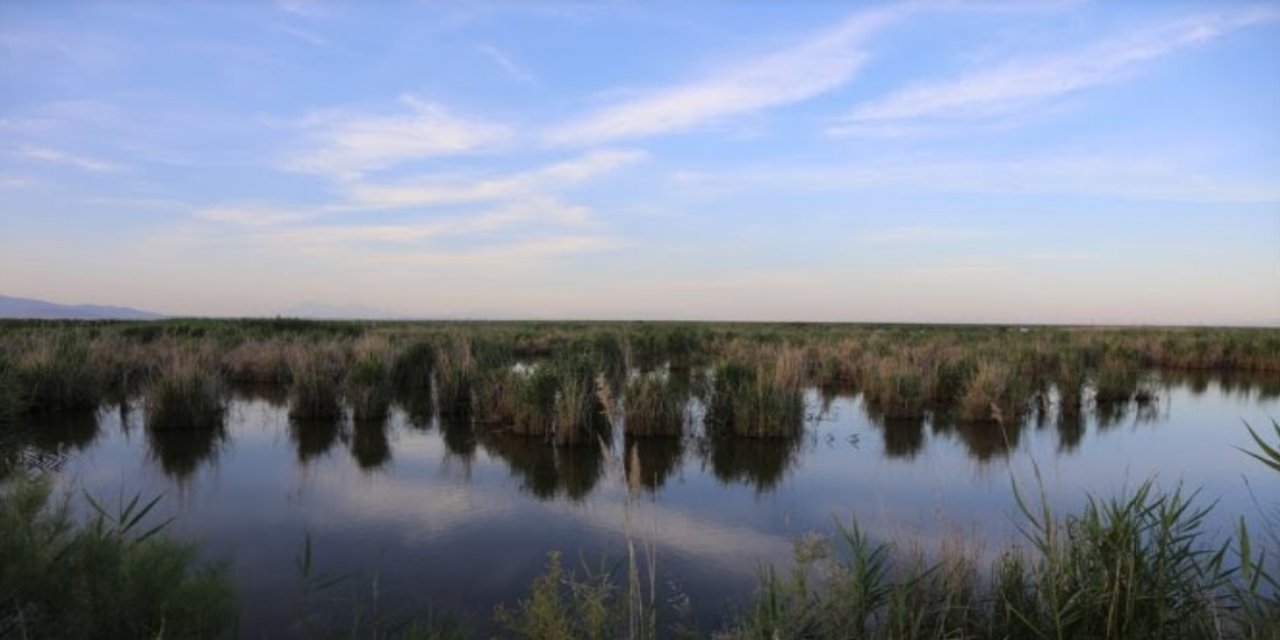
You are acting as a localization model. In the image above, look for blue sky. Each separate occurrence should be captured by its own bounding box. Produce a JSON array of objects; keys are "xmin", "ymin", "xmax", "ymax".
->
[{"xmin": 1, "ymin": 0, "xmax": 1277, "ymax": 324}]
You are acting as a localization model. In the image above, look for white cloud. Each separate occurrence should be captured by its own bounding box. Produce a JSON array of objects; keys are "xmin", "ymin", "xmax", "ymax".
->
[
  {"xmin": 246, "ymin": 198, "xmax": 592, "ymax": 247},
  {"xmin": 287, "ymin": 95, "xmax": 513, "ymax": 177},
  {"xmin": 0, "ymin": 174, "xmax": 39, "ymax": 189},
  {"xmin": 193, "ymin": 204, "xmax": 313, "ymax": 226},
  {"xmin": 277, "ymin": 0, "xmax": 327, "ymax": 19},
  {"xmin": 678, "ymin": 155, "xmax": 1280, "ymax": 204},
  {"xmin": 858, "ymin": 225, "xmax": 990, "ymax": 245},
  {"xmin": 845, "ymin": 9, "xmax": 1276, "ymax": 123},
  {"xmin": 544, "ymin": 6, "xmax": 907, "ymax": 145},
  {"xmin": 16, "ymin": 145, "xmax": 123, "ymax": 172},
  {"xmin": 344, "ymin": 148, "xmax": 645, "ymax": 209},
  {"xmin": 477, "ymin": 44, "xmax": 535, "ymax": 83}
]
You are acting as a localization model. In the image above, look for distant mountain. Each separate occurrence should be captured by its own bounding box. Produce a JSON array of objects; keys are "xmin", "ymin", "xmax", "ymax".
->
[
  {"xmin": 0, "ymin": 295, "xmax": 165, "ymax": 320},
  {"xmin": 280, "ymin": 302, "xmax": 407, "ymax": 320}
]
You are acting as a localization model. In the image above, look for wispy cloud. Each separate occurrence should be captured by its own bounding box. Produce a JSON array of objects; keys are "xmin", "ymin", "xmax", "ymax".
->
[
  {"xmin": 193, "ymin": 204, "xmax": 312, "ymax": 226},
  {"xmin": 544, "ymin": 6, "xmax": 907, "ymax": 146},
  {"xmin": 16, "ymin": 145, "xmax": 123, "ymax": 172},
  {"xmin": 277, "ymin": 0, "xmax": 327, "ymax": 20},
  {"xmin": 343, "ymin": 148, "xmax": 645, "ymax": 209},
  {"xmin": 678, "ymin": 154, "xmax": 1280, "ymax": 204},
  {"xmin": 858, "ymin": 225, "xmax": 990, "ymax": 245},
  {"xmin": 286, "ymin": 95, "xmax": 513, "ymax": 178},
  {"xmin": 843, "ymin": 9, "xmax": 1276, "ymax": 124},
  {"xmin": 477, "ymin": 44, "xmax": 535, "ymax": 83},
  {"xmin": 0, "ymin": 174, "xmax": 39, "ymax": 190}
]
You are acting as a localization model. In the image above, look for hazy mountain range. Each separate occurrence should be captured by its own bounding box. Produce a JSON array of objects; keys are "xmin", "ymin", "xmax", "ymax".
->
[
  {"xmin": 0, "ymin": 295, "xmax": 165, "ymax": 320},
  {"xmin": 0, "ymin": 295, "xmax": 411, "ymax": 320}
]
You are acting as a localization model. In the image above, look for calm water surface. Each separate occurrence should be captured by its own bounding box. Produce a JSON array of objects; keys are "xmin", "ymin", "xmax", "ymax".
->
[{"xmin": 17, "ymin": 373, "xmax": 1280, "ymax": 637}]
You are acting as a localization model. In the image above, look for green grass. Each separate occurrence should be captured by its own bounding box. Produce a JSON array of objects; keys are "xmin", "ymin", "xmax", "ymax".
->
[{"xmin": 0, "ymin": 476, "xmax": 236, "ymax": 639}]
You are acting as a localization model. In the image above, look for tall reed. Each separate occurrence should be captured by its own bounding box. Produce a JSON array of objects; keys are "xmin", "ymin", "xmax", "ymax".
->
[
  {"xmin": 144, "ymin": 356, "xmax": 225, "ymax": 431},
  {"xmin": 623, "ymin": 372, "xmax": 686, "ymax": 437},
  {"xmin": 347, "ymin": 338, "xmax": 392, "ymax": 423},
  {"xmin": 288, "ymin": 354, "xmax": 343, "ymax": 421}
]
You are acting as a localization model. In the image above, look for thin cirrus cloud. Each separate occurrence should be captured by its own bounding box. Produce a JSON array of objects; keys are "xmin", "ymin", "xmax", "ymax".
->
[
  {"xmin": 840, "ymin": 9, "xmax": 1277, "ymax": 126},
  {"xmin": 477, "ymin": 44, "xmax": 535, "ymax": 83},
  {"xmin": 16, "ymin": 144, "xmax": 123, "ymax": 172},
  {"xmin": 544, "ymin": 5, "xmax": 908, "ymax": 146},
  {"xmin": 678, "ymin": 154, "xmax": 1280, "ymax": 204},
  {"xmin": 285, "ymin": 95, "xmax": 514, "ymax": 178},
  {"xmin": 342, "ymin": 148, "xmax": 646, "ymax": 210},
  {"xmin": 248, "ymin": 198, "xmax": 593, "ymax": 248},
  {"xmin": 857, "ymin": 225, "xmax": 991, "ymax": 245}
]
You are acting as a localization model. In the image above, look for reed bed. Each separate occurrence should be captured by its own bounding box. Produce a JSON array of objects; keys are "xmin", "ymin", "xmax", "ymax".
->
[{"xmin": 2, "ymin": 321, "xmax": 1277, "ymax": 439}]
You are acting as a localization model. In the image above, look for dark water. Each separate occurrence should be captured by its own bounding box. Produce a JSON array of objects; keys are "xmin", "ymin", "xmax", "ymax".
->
[{"xmin": 11, "ymin": 373, "xmax": 1280, "ymax": 637}]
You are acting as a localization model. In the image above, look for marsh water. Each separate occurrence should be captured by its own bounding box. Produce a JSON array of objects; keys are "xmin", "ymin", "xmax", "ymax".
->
[{"xmin": 11, "ymin": 372, "xmax": 1280, "ymax": 636}]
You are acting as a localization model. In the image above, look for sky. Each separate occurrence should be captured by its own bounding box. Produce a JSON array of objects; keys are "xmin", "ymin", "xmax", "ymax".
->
[{"xmin": 1, "ymin": 0, "xmax": 1278, "ymax": 325}]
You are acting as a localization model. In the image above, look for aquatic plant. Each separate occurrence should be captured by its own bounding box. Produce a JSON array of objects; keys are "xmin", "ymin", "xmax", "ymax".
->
[
  {"xmin": 0, "ymin": 476, "xmax": 236, "ymax": 639},
  {"xmin": 513, "ymin": 364, "xmax": 559, "ymax": 437},
  {"xmin": 13, "ymin": 337, "xmax": 100, "ymax": 414},
  {"xmin": 144, "ymin": 357, "xmax": 225, "ymax": 431},
  {"xmin": 288, "ymin": 355, "xmax": 343, "ymax": 420},
  {"xmin": 957, "ymin": 359, "xmax": 1027, "ymax": 423},
  {"xmin": 347, "ymin": 338, "xmax": 393, "ymax": 423},
  {"xmin": 623, "ymin": 372, "xmax": 686, "ymax": 437},
  {"xmin": 472, "ymin": 366, "xmax": 519, "ymax": 426},
  {"xmin": 705, "ymin": 354, "xmax": 805, "ymax": 438},
  {"xmin": 436, "ymin": 335, "xmax": 476, "ymax": 416},
  {"xmin": 552, "ymin": 355, "xmax": 609, "ymax": 447},
  {"xmin": 392, "ymin": 339, "xmax": 436, "ymax": 391}
]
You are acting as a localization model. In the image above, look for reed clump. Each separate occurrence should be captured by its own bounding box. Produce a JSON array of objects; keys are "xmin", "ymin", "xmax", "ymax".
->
[
  {"xmin": 957, "ymin": 360, "xmax": 1027, "ymax": 423},
  {"xmin": 551, "ymin": 356, "xmax": 608, "ymax": 447},
  {"xmin": 512, "ymin": 364, "xmax": 558, "ymax": 437},
  {"xmin": 222, "ymin": 337, "xmax": 294, "ymax": 384},
  {"xmin": 288, "ymin": 355, "xmax": 343, "ymax": 421},
  {"xmin": 473, "ymin": 366, "xmax": 519, "ymax": 426},
  {"xmin": 436, "ymin": 335, "xmax": 476, "ymax": 416},
  {"xmin": 144, "ymin": 356, "xmax": 225, "ymax": 431},
  {"xmin": 391, "ymin": 339, "xmax": 435, "ymax": 391},
  {"xmin": 13, "ymin": 337, "xmax": 100, "ymax": 415},
  {"xmin": 623, "ymin": 372, "xmax": 686, "ymax": 437},
  {"xmin": 857, "ymin": 353, "xmax": 933, "ymax": 419},
  {"xmin": 347, "ymin": 338, "xmax": 392, "ymax": 423},
  {"xmin": 705, "ymin": 352, "xmax": 805, "ymax": 438}
]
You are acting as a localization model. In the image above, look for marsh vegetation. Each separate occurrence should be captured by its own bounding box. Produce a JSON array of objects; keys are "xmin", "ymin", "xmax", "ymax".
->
[{"xmin": 1, "ymin": 320, "xmax": 1278, "ymax": 637}]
